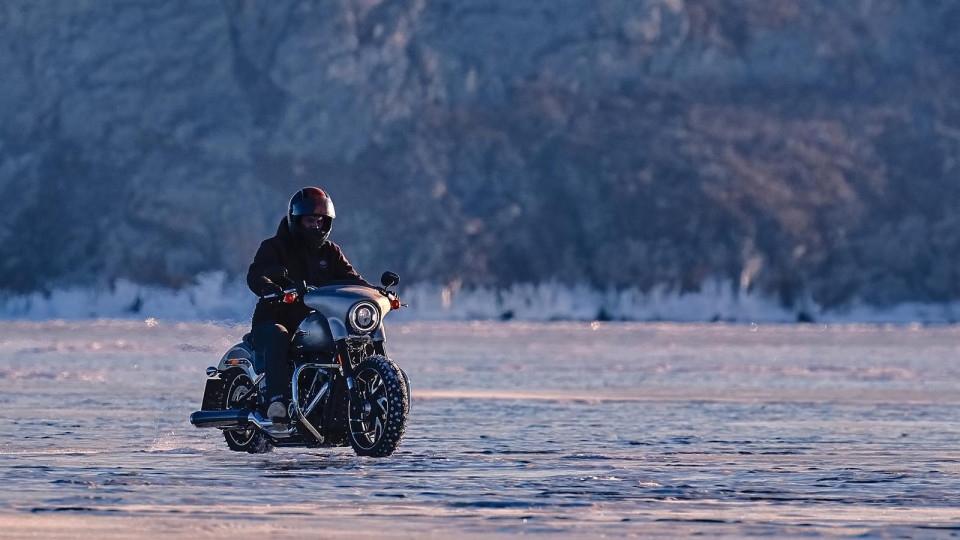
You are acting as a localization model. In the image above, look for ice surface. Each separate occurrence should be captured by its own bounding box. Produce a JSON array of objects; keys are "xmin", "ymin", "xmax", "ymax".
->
[{"xmin": 0, "ymin": 320, "xmax": 958, "ymax": 538}]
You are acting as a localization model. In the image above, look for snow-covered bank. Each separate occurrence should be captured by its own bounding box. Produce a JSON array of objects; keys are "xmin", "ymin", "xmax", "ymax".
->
[{"xmin": 0, "ymin": 272, "xmax": 957, "ymax": 324}]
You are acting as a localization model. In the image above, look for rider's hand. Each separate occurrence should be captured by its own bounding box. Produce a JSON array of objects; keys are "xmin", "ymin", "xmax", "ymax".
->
[{"xmin": 259, "ymin": 283, "xmax": 284, "ymax": 298}]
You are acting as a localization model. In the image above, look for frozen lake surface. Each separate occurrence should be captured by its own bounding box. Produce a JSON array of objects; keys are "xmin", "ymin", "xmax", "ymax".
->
[{"xmin": 1, "ymin": 320, "xmax": 959, "ymax": 538}]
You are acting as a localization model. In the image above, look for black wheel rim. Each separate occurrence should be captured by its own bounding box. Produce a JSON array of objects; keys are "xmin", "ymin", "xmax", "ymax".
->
[
  {"xmin": 224, "ymin": 374, "xmax": 255, "ymax": 446},
  {"xmin": 350, "ymin": 367, "xmax": 389, "ymax": 450}
]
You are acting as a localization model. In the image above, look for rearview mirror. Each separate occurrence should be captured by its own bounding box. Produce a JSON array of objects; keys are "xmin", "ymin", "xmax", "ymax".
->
[{"xmin": 380, "ymin": 271, "xmax": 400, "ymax": 288}]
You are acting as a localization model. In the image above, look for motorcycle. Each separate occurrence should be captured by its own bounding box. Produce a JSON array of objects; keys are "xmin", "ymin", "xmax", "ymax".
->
[{"xmin": 189, "ymin": 271, "xmax": 410, "ymax": 457}]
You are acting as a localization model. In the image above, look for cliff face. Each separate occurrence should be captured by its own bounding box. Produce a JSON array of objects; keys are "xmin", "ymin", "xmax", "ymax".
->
[{"xmin": 1, "ymin": 0, "xmax": 958, "ymax": 309}]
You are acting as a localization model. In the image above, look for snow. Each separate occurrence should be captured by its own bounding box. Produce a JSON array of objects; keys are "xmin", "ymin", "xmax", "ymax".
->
[{"xmin": 0, "ymin": 272, "xmax": 957, "ymax": 324}]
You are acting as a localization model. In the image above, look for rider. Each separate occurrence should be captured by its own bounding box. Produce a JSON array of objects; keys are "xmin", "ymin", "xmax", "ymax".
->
[{"xmin": 247, "ymin": 187, "xmax": 370, "ymax": 424}]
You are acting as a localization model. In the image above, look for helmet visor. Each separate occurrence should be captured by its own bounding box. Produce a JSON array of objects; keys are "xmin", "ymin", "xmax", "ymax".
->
[{"xmin": 290, "ymin": 193, "xmax": 336, "ymax": 218}]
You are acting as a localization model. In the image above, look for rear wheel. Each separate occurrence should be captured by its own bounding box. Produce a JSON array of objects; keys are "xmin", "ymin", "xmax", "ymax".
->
[
  {"xmin": 348, "ymin": 356, "xmax": 408, "ymax": 457},
  {"xmin": 221, "ymin": 370, "xmax": 273, "ymax": 454}
]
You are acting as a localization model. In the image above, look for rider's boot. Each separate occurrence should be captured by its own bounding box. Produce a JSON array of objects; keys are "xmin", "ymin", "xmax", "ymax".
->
[{"xmin": 263, "ymin": 395, "xmax": 290, "ymax": 428}]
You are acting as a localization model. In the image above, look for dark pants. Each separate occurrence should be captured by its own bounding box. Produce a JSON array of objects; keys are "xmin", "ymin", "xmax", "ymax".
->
[{"xmin": 252, "ymin": 322, "xmax": 291, "ymax": 401}]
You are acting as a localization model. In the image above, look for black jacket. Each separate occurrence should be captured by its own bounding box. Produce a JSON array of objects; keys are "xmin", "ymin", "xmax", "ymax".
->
[{"xmin": 247, "ymin": 219, "xmax": 369, "ymax": 329}]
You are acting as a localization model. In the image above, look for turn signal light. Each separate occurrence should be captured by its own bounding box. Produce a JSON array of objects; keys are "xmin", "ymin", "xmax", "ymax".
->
[
  {"xmin": 283, "ymin": 292, "xmax": 296, "ymax": 304},
  {"xmin": 390, "ymin": 298, "xmax": 401, "ymax": 310}
]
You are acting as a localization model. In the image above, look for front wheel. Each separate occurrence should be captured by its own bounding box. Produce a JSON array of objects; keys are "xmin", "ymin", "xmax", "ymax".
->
[{"xmin": 348, "ymin": 355, "xmax": 408, "ymax": 457}]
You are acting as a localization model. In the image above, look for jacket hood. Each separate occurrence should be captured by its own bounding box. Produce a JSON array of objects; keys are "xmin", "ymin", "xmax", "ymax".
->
[
  {"xmin": 276, "ymin": 218, "xmax": 290, "ymax": 236},
  {"xmin": 275, "ymin": 218, "xmax": 295, "ymax": 245}
]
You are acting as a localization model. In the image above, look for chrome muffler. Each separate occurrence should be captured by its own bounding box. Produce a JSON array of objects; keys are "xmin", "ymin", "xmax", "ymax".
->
[{"xmin": 189, "ymin": 409, "xmax": 250, "ymax": 429}]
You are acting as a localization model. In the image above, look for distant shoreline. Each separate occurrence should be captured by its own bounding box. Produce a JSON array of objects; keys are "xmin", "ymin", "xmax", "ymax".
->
[{"xmin": 1, "ymin": 273, "xmax": 958, "ymax": 324}]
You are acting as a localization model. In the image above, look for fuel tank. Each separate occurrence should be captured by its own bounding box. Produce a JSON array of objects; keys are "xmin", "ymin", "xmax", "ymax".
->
[{"xmin": 292, "ymin": 312, "xmax": 335, "ymax": 353}]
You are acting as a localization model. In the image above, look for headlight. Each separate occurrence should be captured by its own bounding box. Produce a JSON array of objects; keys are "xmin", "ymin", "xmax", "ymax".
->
[{"xmin": 348, "ymin": 301, "xmax": 380, "ymax": 333}]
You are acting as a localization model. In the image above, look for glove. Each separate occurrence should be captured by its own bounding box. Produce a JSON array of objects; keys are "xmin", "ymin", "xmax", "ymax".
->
[{"xmin": 259, "ymin": 283, "xmax": 284, "ymax": 298}]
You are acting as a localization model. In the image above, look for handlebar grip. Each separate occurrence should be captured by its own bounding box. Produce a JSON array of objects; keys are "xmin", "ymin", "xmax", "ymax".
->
[{"xmin": 260, "ymin": 288, "xmax": 298, "ymax": 300}]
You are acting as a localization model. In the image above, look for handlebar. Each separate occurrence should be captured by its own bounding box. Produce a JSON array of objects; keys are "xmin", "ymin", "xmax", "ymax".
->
[
  {"xmin": 259, "ymin": 284, "xmax": 406, "ymax": 309},
  {"xmin": 259, "ymin": 286, "xmax": 308, "ymax": 304},
  {"xmin": 383, "ymin": 288, "xmax": 407, "ymax": 309}
]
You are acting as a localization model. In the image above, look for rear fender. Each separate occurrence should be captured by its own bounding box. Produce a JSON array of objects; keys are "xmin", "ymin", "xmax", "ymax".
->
[
  {"xmin": 214, "ymin": 342, "xmax": 261, "ymax": 395},
  {"xmin": 218, "ymin": 342, "xmax": 258, "ymax": 375}
]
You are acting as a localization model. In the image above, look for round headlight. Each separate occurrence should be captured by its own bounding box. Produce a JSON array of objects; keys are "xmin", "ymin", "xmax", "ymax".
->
[{"xmin": 348, "ymin": 301, "xmax": 380, "ymax": 333}]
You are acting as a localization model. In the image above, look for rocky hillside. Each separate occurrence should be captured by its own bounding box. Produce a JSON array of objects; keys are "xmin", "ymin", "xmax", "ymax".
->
[{"xmin": 1, "ymin": 0, "xmax": 958, "ymax": 310}]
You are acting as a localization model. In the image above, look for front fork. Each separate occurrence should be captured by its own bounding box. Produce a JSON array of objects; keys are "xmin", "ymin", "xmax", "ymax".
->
[
  {"xmin": 338, "ymin": 338, "xmax": 386, "ymax": 416},
  {"xmin": 335, "ymin": 340, "xmax": 359, "ymax": 394}
]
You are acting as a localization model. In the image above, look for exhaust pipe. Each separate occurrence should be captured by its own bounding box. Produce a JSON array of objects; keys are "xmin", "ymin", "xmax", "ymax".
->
[{"xmin": 189, "ymin": 409, "xmax": 250, "ymax": 429}]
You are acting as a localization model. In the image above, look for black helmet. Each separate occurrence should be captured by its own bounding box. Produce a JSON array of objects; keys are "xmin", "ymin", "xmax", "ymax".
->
[{"xmin": 287, "ymin": 187, "xmax": 336, "ymax": 247}]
